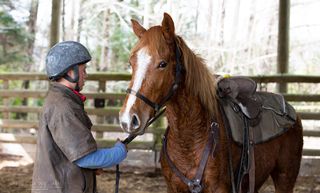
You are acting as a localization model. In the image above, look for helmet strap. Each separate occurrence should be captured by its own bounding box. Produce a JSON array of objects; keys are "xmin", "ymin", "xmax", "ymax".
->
[{"xmin": 64, "ymin": 65, "xmax": 80, "ymax": 91}]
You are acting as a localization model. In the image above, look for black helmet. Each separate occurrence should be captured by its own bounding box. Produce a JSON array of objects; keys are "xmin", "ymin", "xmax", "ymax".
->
[{"xmin": 45, "ymin": 41, "xmax": 91, "ymax": 80}]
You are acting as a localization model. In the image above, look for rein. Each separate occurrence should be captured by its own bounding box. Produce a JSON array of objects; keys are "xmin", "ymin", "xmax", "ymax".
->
[{"xmin": 162, "ymin": 121, "xmax": 219, "ymax": 193}]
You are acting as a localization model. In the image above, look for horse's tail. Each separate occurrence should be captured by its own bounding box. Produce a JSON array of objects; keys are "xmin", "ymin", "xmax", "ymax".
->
[
  {"xmin": 294, "ymin": 115, "xmax": 304, "ymax": 132},
  {"xmin": 293, "ymin": 115, "xmax": 304, "ymax": 160}
]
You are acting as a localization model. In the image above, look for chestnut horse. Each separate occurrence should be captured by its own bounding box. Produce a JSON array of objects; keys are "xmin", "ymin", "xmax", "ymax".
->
[{"xmin": 119, "ymin": 13, "xmax": 303, "ymax": 193}]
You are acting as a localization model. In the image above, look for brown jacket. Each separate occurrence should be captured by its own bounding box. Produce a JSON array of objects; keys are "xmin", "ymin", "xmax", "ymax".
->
[{"xmin": 32, "ymin": 82, "xmax": 97, "ymax": 193}]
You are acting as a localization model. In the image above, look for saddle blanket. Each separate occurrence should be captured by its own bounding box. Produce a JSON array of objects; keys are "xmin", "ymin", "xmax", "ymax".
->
[{"xmin": 220, "ymin": 92, "xmax": 297, "ymax": 144}]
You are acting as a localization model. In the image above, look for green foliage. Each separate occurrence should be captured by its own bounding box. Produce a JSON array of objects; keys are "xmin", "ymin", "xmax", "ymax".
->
[
  {"xmin": 36, "ymin": 98, "xmax": 44, "ymax": 106},
  {"xmin": 0, "ymin": 9, "xmax": 29, "ymax": 70},
  {"xmin": 110, "ymin": 25, "xmax": 136, "ymax": 64},
  {"xmin": 11, "ymin": 97, "xmax": 22, "ymax": 106},
  {"xmin": 96, "ymin": 12, "xmax": 138, "ymax": 72}
]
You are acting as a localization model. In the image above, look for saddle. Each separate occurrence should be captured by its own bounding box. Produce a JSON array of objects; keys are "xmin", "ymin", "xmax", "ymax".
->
[
  {"xmin": 218, "ymin": 76, "xmax": 261, "ymax": 119},
  {"xmin": 217, "ymin": 76, "xmax": 296, "ymax": 144},
  {"xmin": 217, "ymin": 76, "xmax": 297, "ymax": 193}
]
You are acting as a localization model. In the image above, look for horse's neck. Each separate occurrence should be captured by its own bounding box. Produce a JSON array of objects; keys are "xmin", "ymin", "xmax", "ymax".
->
[{"xmin": 166, "ymin": 89, "xmax": 212, "ymax": 151}]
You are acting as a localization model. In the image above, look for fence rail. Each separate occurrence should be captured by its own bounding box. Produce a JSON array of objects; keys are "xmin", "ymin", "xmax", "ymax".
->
[{"xmin": 0, "ymin": 73, "xmax": 319, "ymax": 156}]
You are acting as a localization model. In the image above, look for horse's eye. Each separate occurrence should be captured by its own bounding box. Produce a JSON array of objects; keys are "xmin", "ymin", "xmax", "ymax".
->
[{"xmin": 158, "ymin": 61, "xmax": 167, "ymax": 68}]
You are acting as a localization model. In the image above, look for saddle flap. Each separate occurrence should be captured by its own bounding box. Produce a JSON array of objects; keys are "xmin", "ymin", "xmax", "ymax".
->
[{"xmin": 220, "ymin": 91, "xmax": 297, "ymax": 144}]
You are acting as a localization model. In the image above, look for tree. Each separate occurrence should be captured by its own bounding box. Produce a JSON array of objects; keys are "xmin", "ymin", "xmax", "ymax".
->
[
  {"xmin": 99, "ymin": 9, "xmax": 112, "ymax": 71},
  {"xmin": 25, "ymin": 0, "xmax": 39, "ymax": 72},
  {"xmin": 50, "ymin": 0, "xmax": 61, "ymax": 47},
  {"xmin": 18, "ymin": 0, "xmax": 39, "ymax": 120},
  {"xmin": 0, "ymin": 2, "xmax": 29, "ymax": 70}
]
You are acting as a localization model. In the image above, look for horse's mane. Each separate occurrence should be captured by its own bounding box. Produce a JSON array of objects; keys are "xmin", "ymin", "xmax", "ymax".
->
[{"xmin": 176, "ymin": 36, "xmax": 218, "ymax": 117}]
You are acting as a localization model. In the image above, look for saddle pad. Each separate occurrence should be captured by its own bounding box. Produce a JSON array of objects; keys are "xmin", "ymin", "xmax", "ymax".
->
[{"xmin": 220, "ymin": 92, "xmax": 297, "ymax": 144}]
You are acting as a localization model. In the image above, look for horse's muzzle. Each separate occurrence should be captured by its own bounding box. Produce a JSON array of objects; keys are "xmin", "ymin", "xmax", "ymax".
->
[{"xmin": 119, "ymin": 112, "xmax": 143, "ymax": 134}]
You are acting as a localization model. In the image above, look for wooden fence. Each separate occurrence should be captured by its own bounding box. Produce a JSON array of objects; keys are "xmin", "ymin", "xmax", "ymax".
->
[{"xmin": 0, "ymin": 73, "xmax": 319, "ymax": 156}]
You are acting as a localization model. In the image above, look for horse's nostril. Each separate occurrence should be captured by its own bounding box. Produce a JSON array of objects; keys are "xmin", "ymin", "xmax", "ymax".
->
[
  {"xmin": 121, "ymin": 122, "xmax": 128, "ymax": 131},
  {"xmin": 132, "ymin": 114, "xmax": 140, "ymax": 129}
]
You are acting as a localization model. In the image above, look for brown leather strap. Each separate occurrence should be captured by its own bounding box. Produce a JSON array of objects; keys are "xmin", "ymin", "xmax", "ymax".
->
[
  {"xmin": 162, "ymin": 121, "xmax": 219, "ymax": 193},
  {"xmin": 248, "ymin": 127, "xmax": 255, "ymax": 193},
  {"xmin": 218, "ymin": 100, "xmax": 237, "ymax": 193}
]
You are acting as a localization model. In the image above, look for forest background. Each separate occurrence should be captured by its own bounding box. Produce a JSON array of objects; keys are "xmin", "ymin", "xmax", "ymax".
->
[{"xmin": 1, "ymin": 0, "xmax": 319, "ymax": 77}]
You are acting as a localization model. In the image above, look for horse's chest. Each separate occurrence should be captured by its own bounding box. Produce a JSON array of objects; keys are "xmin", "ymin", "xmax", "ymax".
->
[{"xmin": 160, "ymin": 152, "xmax": 217, "ymax": 192}]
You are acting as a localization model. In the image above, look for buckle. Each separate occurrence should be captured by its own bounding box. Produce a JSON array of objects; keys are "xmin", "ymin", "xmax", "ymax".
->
[
  {"xmin": 210, "ymin": 121, "xmax": 219, "ymax": 128},
  {"xmin": 232, "ymin": 104, "xmax": 240, "ymax": 112},
  {"xmin": 188, "ymin": 179, "xmax": 203, "ymax": 193}
]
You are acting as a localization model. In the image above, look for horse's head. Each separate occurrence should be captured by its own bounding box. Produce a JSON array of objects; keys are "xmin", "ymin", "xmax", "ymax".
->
[{"xmin": 119, "ymin": 13, "xmax": 180, "ymax": 135}]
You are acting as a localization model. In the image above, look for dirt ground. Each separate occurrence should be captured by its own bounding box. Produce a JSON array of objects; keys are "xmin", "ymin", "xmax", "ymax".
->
[{"xmin": 0, "ymin": 164, "xmax": 319, "ymax": 193}]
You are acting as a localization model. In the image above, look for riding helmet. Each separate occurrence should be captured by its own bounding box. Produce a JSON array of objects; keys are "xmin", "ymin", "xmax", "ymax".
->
[{"xmin": 45, "ymin": 41, "xmax": 91, "ymax": 80}]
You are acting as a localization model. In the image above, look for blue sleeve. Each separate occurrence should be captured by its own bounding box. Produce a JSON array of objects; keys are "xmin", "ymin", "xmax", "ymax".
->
[{"xmin": 75, "ymin": 141, "xmax": 127, "ymax": 169}]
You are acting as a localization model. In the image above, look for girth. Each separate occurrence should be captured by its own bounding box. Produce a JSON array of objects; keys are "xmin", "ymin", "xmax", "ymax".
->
[{"xmin": 162, "ymin": 121, "xmax": 219, "ymax": 193}]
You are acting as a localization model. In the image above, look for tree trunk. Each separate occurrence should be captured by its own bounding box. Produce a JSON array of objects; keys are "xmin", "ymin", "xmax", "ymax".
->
[
  {"xmin": 77, "ymin": 0, "xmax": 85, "ymax": 42},
  {"xmin": 230, "ymin": 0, "xmax": 241, "ymax": 70},
  {"xmin": 99, "ymin": 10, "xmax": 111, "ymax": 71},
  {"xmin": 26, "ymin": 0, "xmax": 39, "ymax": 71},
  {"xmin": 217, "ymin": 0, "xmax": 226, "ymax": 68},
  {"xmin": 195, "ymin": 0, "xmax": 199, "ymax": 33},
  {"xmin": 18, "ymin": 0, "xmax": 39, "ymax": 120},
  {"xmin": 143, "ymin": 0, "xmax": 150, "ymax": 28},
  {"xmin": 69, "ymin": 0, "xmax": 77, "ymax": 40},
  {"xmin": 62, "ymin": 0, "xmax": 65, "ymax": 41},
  {"xmin": 246, "ymin": 0, "xmax": 256, "ymax": 74},
  {"xmin": 50, "ymin": 0, "xmax": 61, "ymax": 48},
  {"xmin": 265, "ymin": 13, "xmax": 276, "ymax": 69}
]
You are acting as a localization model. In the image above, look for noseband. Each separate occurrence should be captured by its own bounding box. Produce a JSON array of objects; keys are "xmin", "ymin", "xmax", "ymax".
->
[{"xmin": 126, "ymin": 40, "xmax": 183, "ymax": 112}]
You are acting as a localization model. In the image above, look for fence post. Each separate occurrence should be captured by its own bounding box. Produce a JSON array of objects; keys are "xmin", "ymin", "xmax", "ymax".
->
[
  {"xmin": 277, "ymin": 0, "xmax": 290, "ymax": 93},
  {"xmin": 3, "ymin": 80, "xmax": 9, "ymax": 119},
  {"xmin": 152, "ymin": 115, "xmax": 166, "ymax": 170},
  {"xmin": 95, "ymin": 80, "xmax": 106, "ymax": 139}
]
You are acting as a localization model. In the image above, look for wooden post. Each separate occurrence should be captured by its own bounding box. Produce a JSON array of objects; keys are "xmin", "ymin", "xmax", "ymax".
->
[
  {"xmin": 95, "ymin": 80, "xmax": 106, "ymax": 139},
  {"xmin": 152, "ymin": 116, "xmax": 166, "ymax": 170},
  {"xmin": 50, "ymin": 0, "xmax": 61, "ymax": 47},
  {"xmin": 3, "ymin": 80, "xmax": 9, "ymax": 119},
  {"xmin": 277, "ymin": 0, "xmax": 290, "ymax": 93}
]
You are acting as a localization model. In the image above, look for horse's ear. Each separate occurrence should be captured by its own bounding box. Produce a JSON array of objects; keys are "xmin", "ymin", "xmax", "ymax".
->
[
  {"xmin": 131, "ymin": 19, "xmax": 146, "ymax": 39},
  {"xmin": 161, "ymin": 13, "xmax": 175, "ymax": 43}
]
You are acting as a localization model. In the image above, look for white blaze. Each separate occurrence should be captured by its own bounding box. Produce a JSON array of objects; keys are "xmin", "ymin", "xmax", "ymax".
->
[{"xmin": 121, "ymin": 47, "xmax": 151, "ymax": 125}]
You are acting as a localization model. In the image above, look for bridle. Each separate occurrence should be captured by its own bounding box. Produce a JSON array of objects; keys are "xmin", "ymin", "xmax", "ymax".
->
[
  {"xmin": 123, "ymin": 39, "xmax": 183, "ymax": 142},
  {"xmin": 126, "ymin": 39, "xmax": 183, "ymax": 112}
]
